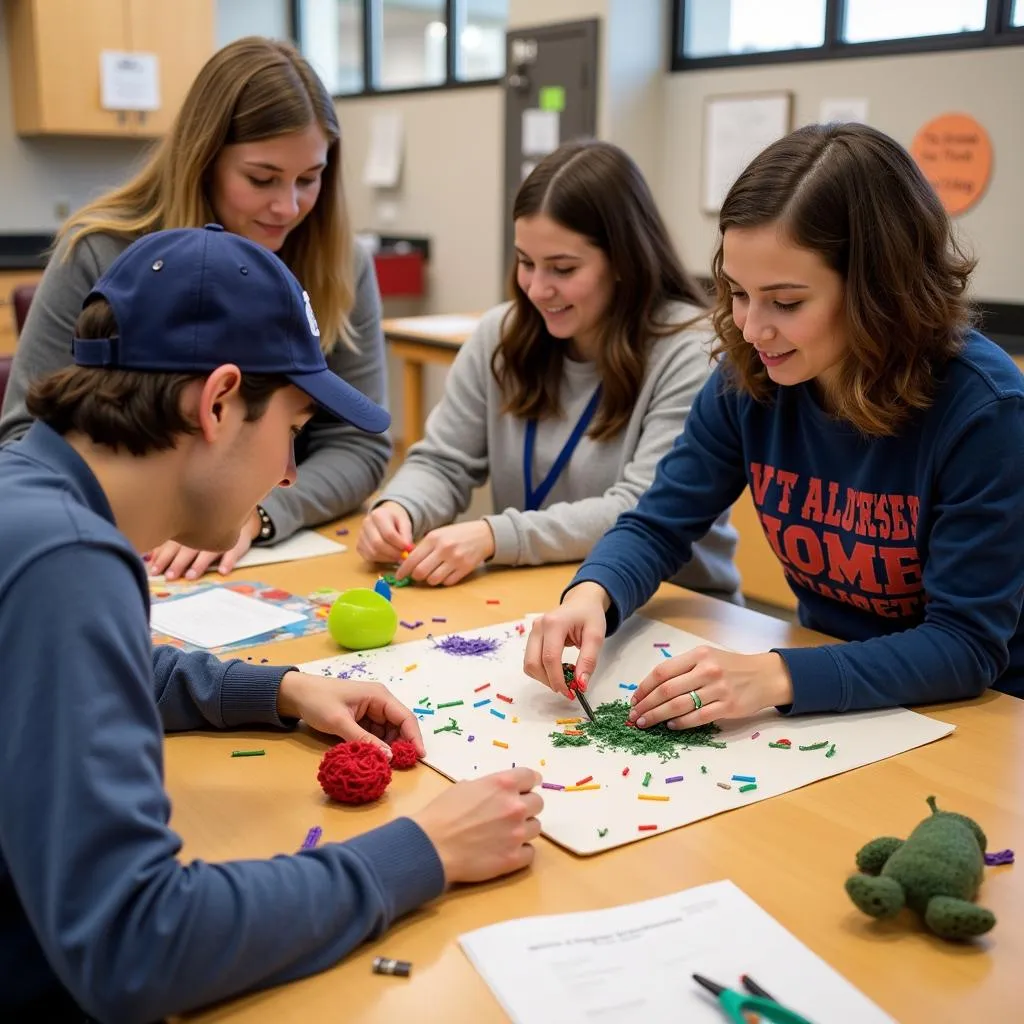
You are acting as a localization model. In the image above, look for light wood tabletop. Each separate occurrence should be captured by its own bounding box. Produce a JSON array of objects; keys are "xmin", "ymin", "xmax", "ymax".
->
[{"xmin": 173, "ymin": 517, "xmax": 1022, "ymax": 1023}]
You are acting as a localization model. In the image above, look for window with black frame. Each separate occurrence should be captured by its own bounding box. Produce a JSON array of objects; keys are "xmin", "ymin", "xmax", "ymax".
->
[
  {"xmin": 294, "ymin": 0, "xmax": 509, "ymax": 96},
  {"xmin": 672, "ymin": 0, "xmax": 1022, "ymax": 70}
]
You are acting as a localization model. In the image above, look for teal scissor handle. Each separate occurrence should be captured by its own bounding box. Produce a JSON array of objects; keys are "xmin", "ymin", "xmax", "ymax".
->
[{"xmin": 717, "ymin": 989, "xmax": 815, "ymax": 1024}]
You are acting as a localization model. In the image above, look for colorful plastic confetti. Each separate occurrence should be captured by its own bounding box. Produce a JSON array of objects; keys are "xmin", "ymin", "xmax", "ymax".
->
[
  {"xmin": 473, "ymin": 699, "xmax": 491, "ymax": 708},
  {"xmin": 300, "ymin": 826, "xmax": 322, "ymax": 849},
  {"xmin": 985, "ymin": 849, "xmax": 1015, "ymax": 865}
]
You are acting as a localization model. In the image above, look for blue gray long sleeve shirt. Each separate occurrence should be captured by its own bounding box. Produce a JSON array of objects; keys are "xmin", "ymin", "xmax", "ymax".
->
[
  {"xmin": 0, "ymin": 423, "xmax": 444, "ymax": 1023},
  {"xmin": 569, "ymin": 332, "xmax": 1024, "ymax": 713}
]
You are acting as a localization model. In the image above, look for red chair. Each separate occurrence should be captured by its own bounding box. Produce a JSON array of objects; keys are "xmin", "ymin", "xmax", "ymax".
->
[
  {"xmin": 1, "ymin": 283, "xmax": 37, "ymax": 408},
  {"xmin": 13, "ymin": 283, "xmax": 36, "ymax": 335}
]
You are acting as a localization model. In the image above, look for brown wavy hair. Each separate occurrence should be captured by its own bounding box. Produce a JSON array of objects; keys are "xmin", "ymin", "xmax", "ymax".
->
[
  {"xmin": 59, "ymin": 37, "xmax": 354, "ymax": 352},
  {"xmin": 494, "ymin": 140, "xmax": 708, "ymax": 442},
  {"xmin": 711, "ymin": 122, "xmax": 975, "ymax": 437},
  {"xmin": 27, "ymin": 299, "xmax": 288, "ymax": 456}
]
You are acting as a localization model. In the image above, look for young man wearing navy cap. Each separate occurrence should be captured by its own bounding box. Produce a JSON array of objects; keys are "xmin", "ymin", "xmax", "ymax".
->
[{"xmin": 0, "ymin": 225, "xmax": 543, "ymax": 1023}]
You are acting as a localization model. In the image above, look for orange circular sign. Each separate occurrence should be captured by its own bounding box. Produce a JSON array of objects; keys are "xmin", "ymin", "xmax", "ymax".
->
[{"xmin": 910, "ymin": 113, "xmax": 993, "ymax": 216}]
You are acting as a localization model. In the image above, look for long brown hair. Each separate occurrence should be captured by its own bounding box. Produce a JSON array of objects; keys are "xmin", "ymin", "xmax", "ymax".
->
[
  {"xmin": 495, "ymin": 140, "xmax": 708, "ymax": 442},
  {"xmin": 711, "ymin": 122, "xmax": 975, "ymax": 436},
  {"xmin": 59, "ymin": 37, "xmax": 353, "ymax": 352}
]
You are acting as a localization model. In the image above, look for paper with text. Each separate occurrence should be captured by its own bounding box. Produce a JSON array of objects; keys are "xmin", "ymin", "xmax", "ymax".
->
[{"xmin": 460, "ymin": 880, "xmax": 894, "ymax": 1023}]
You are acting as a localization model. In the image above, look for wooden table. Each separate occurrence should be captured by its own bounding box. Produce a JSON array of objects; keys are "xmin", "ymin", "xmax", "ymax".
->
[
  {"xmin": 382, "ymin": 314, "xmax": 480, "ymax": 454},
  {"xmin": 172, "ymin": 518, "xmax": 1023, "ymax": 1023}
]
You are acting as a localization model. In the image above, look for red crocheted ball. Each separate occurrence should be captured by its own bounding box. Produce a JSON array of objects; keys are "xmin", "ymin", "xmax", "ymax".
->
[
  {"xmin": 389, "ymin": 739, "xmax": 419, "ymax": 770},
  {"xmin": 317, "ymin": 742, "xmax": 392, "ymax": 804}
]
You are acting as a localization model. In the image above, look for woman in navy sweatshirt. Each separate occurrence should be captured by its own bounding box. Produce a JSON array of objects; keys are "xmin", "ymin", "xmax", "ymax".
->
[{"xmin": 524, "ymin": 122, "xmax": 1024, "ymax": 724}]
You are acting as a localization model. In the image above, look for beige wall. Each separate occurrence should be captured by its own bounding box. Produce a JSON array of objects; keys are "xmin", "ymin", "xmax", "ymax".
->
[
  {"xmin": 661, "ymin": 47, "xmax": 1024, "ymax": 303},
  {"xmin": 339, "ymin": 88, "xmax": 505, "ymax": 314}
]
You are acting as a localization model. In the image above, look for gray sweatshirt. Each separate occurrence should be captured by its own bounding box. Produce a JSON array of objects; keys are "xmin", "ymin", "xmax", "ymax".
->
[
  {"xmin": 0, "ymin": 232, "xmax": 391, "ymax": 541},
  {"xmin": 377, "ymin": 302, "xmax": 741, "ymax": 599}
]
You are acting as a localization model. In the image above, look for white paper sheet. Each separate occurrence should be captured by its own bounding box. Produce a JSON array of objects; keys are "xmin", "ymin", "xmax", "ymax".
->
[
  {"xmin": 459, "ymin": 880, "xmax": 894, "ymax": 1023},
  {"xmin": 299, "ymin": 615, "xmax": 954, "ymax": 855},
  {"xmin": 387, "ymin": 315, "xmax": 481, "ymax": 337},
  {"xmin": 522, "ymin": 108, "xmax": 560, "ymax": 156},
  {"xmin": 100, "ymin": 51, "xmax": 160, "ymax": 111},
  {"xmin": 234, "ymin": 530, "xmax": 346, "ymax": 569},
  {"xmin": 820, "ymin": 97, "xmax": 869, "ymax": 125},
  {"xmin": 363, "ymin": 111, "xmax": 404, "ymax": 188},
  {"xmin": 150, "ymin": 588, "xmax": 306, "ymax": 649}
]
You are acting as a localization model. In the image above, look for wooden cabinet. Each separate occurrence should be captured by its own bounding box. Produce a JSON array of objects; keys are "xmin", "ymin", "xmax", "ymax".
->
[
  {"xmin": 5, "ymin": 0, "xmax": 214, "ymax": 138},
  {"xmin": 0, "ymin": 270, "xmax": 44, "ymax": 357}
]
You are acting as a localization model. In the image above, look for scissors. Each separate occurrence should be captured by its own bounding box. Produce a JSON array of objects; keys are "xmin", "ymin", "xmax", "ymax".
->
[{"xmin": 692, "ymin": 973, "xmax": 815, "ymax": 1024}]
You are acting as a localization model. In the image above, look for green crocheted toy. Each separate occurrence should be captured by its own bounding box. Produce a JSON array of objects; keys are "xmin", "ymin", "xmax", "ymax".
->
[{"xmin": 845, "ymin": 796, "xmax": 995, "ymax": 940}]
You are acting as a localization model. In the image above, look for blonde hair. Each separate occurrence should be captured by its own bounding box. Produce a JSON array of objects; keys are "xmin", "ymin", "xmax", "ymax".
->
[{"xmin": 60, "ymin": 36, "xmax": 353, "ymax": 352}]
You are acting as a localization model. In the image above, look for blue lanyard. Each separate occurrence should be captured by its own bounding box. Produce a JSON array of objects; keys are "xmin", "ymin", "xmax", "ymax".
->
[{"xmin": 523, "ymin": 387, "xmax": 602, "ymax": 512}]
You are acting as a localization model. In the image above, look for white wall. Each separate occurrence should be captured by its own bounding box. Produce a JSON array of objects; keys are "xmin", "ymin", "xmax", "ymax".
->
[{"xmin": 659, "ymin": 46, "xmax": 1024, "ymax": 303}]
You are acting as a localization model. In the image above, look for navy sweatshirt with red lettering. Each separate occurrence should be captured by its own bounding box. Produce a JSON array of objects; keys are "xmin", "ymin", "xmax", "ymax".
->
[{"xmin": 569, "ymin": 332, "xmax": 1024, "ymax": 713}]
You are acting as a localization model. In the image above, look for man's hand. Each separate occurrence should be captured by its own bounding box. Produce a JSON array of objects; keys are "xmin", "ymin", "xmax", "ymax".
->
[
  {"xmin": 277, "ymin": 673, "xmax": 425, "ymax": 758},
  {"xmin": 411, "ymin": 768, "xmax": 543, "ymax": 884}
]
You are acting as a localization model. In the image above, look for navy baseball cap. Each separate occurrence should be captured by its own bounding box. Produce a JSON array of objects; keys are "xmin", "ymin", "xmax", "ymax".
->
[{"xmin": 71, "ymin": 224, "xmax": 390, "ymax": 434}]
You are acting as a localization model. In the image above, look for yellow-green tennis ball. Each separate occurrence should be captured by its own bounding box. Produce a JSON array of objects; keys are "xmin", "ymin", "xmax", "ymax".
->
[{"xmin": 327, "ymin": 588, "xmax": 398, "ymax": 650}]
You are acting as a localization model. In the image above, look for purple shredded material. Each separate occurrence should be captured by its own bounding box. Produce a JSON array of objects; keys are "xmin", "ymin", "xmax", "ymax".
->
[
  {"xmin": 434, "ymin": 634, "xmax": 502, "ymax": 657},
  {"xmin": 542, "ymin": 782, "xmax": 565, "ymax": 790},
  {"xmin": 335, "ymin": 528, "xmax": 349, "ymax": 536},
  {"xmin": 400, "ymin": 620, "xmax": 423, "ymax": 630},
  {"xmin": 467, "ymin": 735, "xmax": 475, "ymax": 742},
  {"xmin": 301, "ymin": 826, "xmax": 322, "ymax": 850},
  {"xmin": 985, "ymin": 848, "xmax": 1015, "ymax": 866},
  {"xmin": 432, "ymin": 616, "xmax": 447, "ymax": 622},
  {"xmin": 336, "ymin": 660, "xmax": 367, "ymax": 680}
]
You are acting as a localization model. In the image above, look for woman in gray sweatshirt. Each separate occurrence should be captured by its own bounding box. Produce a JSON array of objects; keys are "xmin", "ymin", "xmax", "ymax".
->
[
  {"xmin": 358, "ymin": 140, "xmax": 739, "ymax": 601},
  {"xmin": 0, "ymin": 38, "xmax": 390, "ymax": 581}
]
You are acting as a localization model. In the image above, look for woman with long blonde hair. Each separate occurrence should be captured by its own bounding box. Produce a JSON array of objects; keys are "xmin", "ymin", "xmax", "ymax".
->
[{"xmin": 0, "ymin": 36, "xmax": 390, "ymax": 578}]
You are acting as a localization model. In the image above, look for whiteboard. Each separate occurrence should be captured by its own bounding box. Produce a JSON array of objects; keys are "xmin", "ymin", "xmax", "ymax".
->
[{"xmin": 702, "ymin": 92, "xmax": 793, "ymax": 213}]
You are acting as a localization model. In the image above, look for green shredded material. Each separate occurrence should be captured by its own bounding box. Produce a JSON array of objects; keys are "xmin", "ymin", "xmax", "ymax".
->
[
  {"xmin": 700, "ymin": 764, "xmax": 708, "ymax": 774},
  {"xmin": 597, "ymin": 828, "xmax": 608, "ymax": 838},
  {"xmin": 769, "ymin": 741, "xmax": 791, "ymax": 749},
  {"xmin": 437, "ymin": 700, "xmax": 464, "ymax": 709},
  {"xmin": 433, "ymin": 717, "xmax": 463, "ymax": 736},
  {"xmin": 381, "ymin": 573, "xmax": 412, "ymax": 588},
  {"xmin": 739, "ymin": 783, "xmax": 758, "ymax": 793},
  {"xmin": 825, "ymin": 743, "xmax": 837, "ymax": 758},
  {"xmin": 642, "ymin": 771, "xmax": 652, "ymax": 787},
  {"xmin": 550, "ymin": 732, "xmax": 592, "ymax": 748},
  {"xmin": 799, "ymin": 740, "xmax": 830, "ymax": 751},
  {"xmin": 548, "ymin": 699, "xmax": 725, "ymax": 763}
]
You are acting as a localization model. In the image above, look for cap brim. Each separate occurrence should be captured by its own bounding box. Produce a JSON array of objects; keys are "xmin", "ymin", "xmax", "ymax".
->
[{"xmin": 288, "ymin": 369, "xmax": 391, "ymax": 434}]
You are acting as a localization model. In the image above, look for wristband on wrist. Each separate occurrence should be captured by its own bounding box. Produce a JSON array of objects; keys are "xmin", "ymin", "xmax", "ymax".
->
[{"xmin": 254, "ymin": 504, "xmax": 275, "ymax": 543}]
